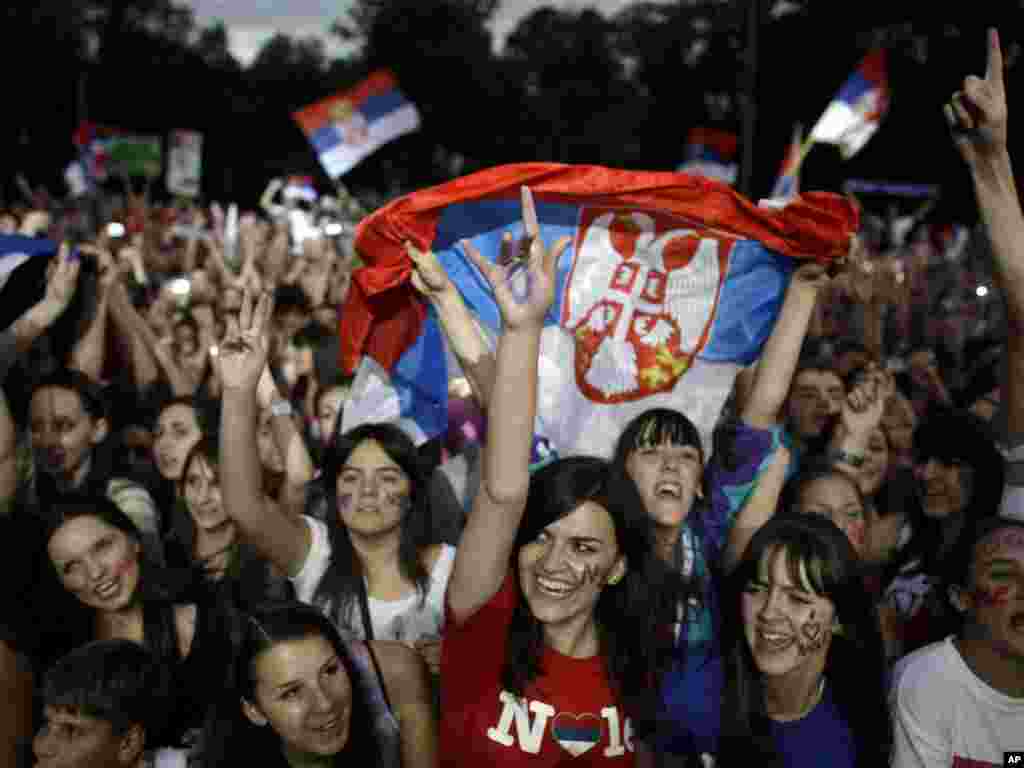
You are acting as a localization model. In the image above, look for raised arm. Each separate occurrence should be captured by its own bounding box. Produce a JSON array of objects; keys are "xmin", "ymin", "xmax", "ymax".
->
[
  {"xmin": 722, "ymin": 444, "xmax": 791, "ymax": 572},
  {"xmin": 256, "ymin": 366, "xmax": 314, "ymax": 521},
  {"xmin": 69, "ymin": 245, "xmax": 117, "ymax": 379},
  {"xmin": 407, "ymin": 242, "xmax": 496, "ymax": 407},
  {"xmin": 447, "ymin": 188, "xmax": 571, "ymax": 623},
  {"xmin": 11, "ymin": 243, "xmax": 80, "ymax": 356},
  {"xmin": 743, "ymin": 262, "xmax": 832, "ymax": 428},
  {"xmin": 946, "ymin": 30, "xmax": 1024, "ymax": 439},
  {"xmin": 218, "ymin": 291, "xmax": 311, "ymax": 577}
]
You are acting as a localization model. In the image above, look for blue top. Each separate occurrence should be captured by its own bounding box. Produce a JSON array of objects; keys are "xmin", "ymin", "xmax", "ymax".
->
[
  {"xmin": 657, "ymin": 652, "xmax": 857, "ymax": 768},
  {"xmin": 680, "ymin": 420, "xmax": 785, "ymax": 653}
]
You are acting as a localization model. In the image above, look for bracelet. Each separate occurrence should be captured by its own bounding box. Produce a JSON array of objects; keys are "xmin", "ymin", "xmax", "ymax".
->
[
  {"xmin": 270, "ymin": 399, "xmax": 293, "ymax": 417},
  {"xmin": 829, "ymin": 448, "xmax": 865, "ymax": 468}
]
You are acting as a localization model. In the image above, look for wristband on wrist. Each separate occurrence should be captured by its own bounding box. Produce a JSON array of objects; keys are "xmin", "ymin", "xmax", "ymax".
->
[
  {"xmin": 829, "ymin": 448, "xmax": 865, "ymax": 468},
  {"xmin": 270, "ymin": 399, "xmax": 293, "ymax": 417}
]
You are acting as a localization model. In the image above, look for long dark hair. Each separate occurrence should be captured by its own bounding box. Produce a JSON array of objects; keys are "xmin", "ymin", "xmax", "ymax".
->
[
  {"xmin": 717, "ymin": 516, "xmax": 890, "ymax": 768},
  {"xmin": 30, "ymin": 370, "xmax": 116, "ymax": 504},
  {"xmin": 502, "ymin": 456, "xmax": 683, "ymax": 726},
  {"xmin": 41, "ymin": 494, "xmax": 207, "ymax": 665},
  {"xmin": 169, "ymin": 439, "xmax": 294, "ymax": 605},
  {"xmin": 315, "ymin": 423, "xmax": 432, "ymax": 638},
  {"xmin": 610, "ymin": 408, "xmax": 707, "ymax": 639},
  {"xmin": 201, "ymin": 601, "xmax": 381, "ymax": 767},
  {"xmin": 894, "ymin": 408, "xmax": 1004, "ymax": 581}
]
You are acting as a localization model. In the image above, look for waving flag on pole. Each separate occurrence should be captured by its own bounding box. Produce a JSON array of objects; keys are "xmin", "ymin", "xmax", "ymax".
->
[
  {"xmin": 293, "ymin": 70, "xmax": 421, "ymax": 179},
  {"xmin": 770, "ymin": 123, "xmax": 806, "ymax": 200},
  {"xmin": 676, "ymin": 127, "xmax": 739, "ymax": 185},
  {"xmin": 339, "ymin": 163, "xmax": 856, "ymax": 456},
  {"xmin": 809, "ymin": 48, "xmax": 890, "ymax": 159}
]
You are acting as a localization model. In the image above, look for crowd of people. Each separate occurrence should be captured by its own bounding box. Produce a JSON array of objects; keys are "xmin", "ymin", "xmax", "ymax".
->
[{"xmin": 1, "ymin": 27, "xmax": 1022, "ymax": 768}]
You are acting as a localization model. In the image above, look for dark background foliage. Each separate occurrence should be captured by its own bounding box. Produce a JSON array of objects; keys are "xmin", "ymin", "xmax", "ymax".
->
[{"xmin": 2, "ymin": 1, "xmax": 1021, "ymax": 222}]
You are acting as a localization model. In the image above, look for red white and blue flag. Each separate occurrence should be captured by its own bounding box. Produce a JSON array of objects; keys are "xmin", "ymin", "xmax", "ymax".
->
[
  {"xmin": 283, "ymin": 175, "xmax": 317, "ymax": 203},
  {"xmin": 809, "ymin": 48, "xmax": 890, "ymax": 159},
  {"xmin": 676, "ymin": 127, "xmax": 739, "ymax": 186},
  {"xmin": 293, "ymin": 70, "xmax": 421, "ymax": 179},
  {"xmin": 770, "ymin": 123, "xmax": 805, "ymax": 201},
  {"xmin": 339, "ymin": 164, "xmax": 856, "ymax": 456}
]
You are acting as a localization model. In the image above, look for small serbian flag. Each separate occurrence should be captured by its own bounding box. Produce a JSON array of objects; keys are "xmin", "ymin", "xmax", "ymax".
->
[
  {"xmin": 293, "ymin": 70, "xmax": 421, "ymax": 179},
  {"xmin": 73, "ymin": 121, "xmax": 113, "ymax": 182},
  {"xmin": 283, "ymin": 176, "xmax": 317, "ymax": 203},
  {"xmin": 770, "ymin": 123, "xmax": 805, "ymax": 200},
  {"xmin": 339, "ymin": 163, "xmax": 856, "ymax": 456},
  {"xmin": 676, "ymin": 127, "xmax": 739, "ymax": 186},
  {"xmin": 809, "ymin": 48, "xmax": 890, "ymax": 159}
]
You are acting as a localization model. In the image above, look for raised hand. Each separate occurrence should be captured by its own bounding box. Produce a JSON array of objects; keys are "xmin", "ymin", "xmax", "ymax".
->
[
  {"xmin": 42, "ymin": 243, "xmax": 81, "ymax": 316},
  {"xmin": 841, "ymin": 365, "xmax": 892, "ymax": 438},
  {"xmin": 217, "ymin": 290, "xmax": 274, "ymax": 392},
  {"xmin": 945, "ymin": 28, "xmax": 1008, "ymax": 164},
  {"xmin": 407, "ymin": 242, "xmax": 454, "ymax": 299},
  {"xmin": 789, "ymin": 261, "xmax": 832, "ymax": 298},
  {"xmin": 462, "ymin": 186, "xmax": 571, "ymax": 332}
]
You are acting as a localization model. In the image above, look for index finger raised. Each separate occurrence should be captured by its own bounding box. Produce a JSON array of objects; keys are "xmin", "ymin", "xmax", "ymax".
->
[
  {"xmin": 986, "ymin": 27, "xmax": 1005, "ymax": 89},
  {"xmin": 521, "ymin": 186, "xmax": 541, "ymax": 240}
]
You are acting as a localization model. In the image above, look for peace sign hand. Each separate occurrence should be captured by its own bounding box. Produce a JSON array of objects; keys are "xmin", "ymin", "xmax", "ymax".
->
[
  {"xmin": 945, "ymin": 28, "xmax": 1008, "ymax": 164},
  {"xmin": 217, "ymin": 289, "xmax": 274, "ymax": 392},
  {"xmin": 462, "ymin": 186, "xmax": 571, "ymax": 332}
]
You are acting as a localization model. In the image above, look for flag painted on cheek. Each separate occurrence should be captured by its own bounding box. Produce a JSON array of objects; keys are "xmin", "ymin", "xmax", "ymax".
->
[{"xmin": 339, "ymin": 163, "xmax": 856, "ymax": 456}]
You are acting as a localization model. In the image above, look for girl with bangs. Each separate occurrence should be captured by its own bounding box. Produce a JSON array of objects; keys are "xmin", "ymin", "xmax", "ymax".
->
[
  {"xmin": 654, "ymin": 515, "xmax": 891, "ymax": 768},
  {"xmin": 609, "ymin": 261, "xmax": 838, "ymax": 654}
]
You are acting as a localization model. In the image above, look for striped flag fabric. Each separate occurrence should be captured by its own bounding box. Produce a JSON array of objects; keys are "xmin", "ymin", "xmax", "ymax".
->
[
  {"xmin": 338, "ymin": 163, "xmax": 856, "ymax": 457},
  {"xmin": 770, "ymin": 123, "xmax": 805, "ymax": 200},
  {"xmin": 676, "ymin": 127, "xmax": 739, "ymax": 186},
  {"xmin": 293, "ymin": 70, "xmax": 421, "ymax": 179},
  {"xmin": 809, "ymin": 48, "xmax": 890, "ymax": 159}
]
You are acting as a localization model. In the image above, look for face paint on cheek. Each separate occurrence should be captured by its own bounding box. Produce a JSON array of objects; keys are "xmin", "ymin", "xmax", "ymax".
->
[
  {"xmin": 338, "ymin": 494, "xmax": 353, "ymax": 514},
  {"xmin": 581, "ymin": 563, "xmax": 604, "ymax": 586},
  {"xmin": 846, "ymin": 521, "xmax": 866, "ymax": 552},
  {"xmin": 974, "ymin": 585, "xmax": 1013, "ymax": 606},
  {"xmin": 111, "ymin": 554, "xmax": 137, "ymax": 579},
  {"xmin": 795, "ymin": 609, "xmax": 828, "ymax": 656}
]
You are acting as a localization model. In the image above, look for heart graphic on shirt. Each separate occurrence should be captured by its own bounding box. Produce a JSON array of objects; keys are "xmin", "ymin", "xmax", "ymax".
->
[{"xmin": 551, "ymin": 712, "xmax": 602, "ymax": 757}]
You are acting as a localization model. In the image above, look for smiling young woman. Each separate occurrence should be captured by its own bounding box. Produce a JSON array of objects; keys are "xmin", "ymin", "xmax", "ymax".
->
[
  {"xmin": 441, "ymin": 189, "xmax": 682, "ymax": 767},
  {"xmin": 654, "ymin": 515, "xmax": 891, "ymax": 768},
  {"xmin": 203, "ymin": 601, "xmax": 437, "ymax": 768}
]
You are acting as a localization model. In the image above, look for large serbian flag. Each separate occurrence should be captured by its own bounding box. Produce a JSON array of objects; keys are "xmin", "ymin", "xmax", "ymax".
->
[
  {"xmin": 339, "ymin": 163, "xmax": 856, "ymax": 456},
  {"xmin": 809, "ymin": 48, "xmax": 890, "ymax": 160},
  {"xmin": 293, "ymin": 70, "xmax": 421, "ymax": 179}
]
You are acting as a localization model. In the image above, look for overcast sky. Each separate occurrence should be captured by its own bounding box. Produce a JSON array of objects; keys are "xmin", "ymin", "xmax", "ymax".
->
[{"xmin": 181, "ymin": 0, "xmax": 642, "ymax": 65}]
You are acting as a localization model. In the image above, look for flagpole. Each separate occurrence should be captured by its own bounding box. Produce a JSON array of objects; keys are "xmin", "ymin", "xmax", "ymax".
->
[{"xmin": 739, "ymin": 0, "xmax": 761, "ymax": 197}]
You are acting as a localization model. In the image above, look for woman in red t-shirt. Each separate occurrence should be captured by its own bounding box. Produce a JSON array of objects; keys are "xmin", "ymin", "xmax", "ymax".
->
[{"xmin": 442, "ymin": 188, "xmax": 682, "ymax": 767}]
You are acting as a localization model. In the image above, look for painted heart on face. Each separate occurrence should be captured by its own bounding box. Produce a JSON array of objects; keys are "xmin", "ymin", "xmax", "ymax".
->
[{"xmin": 551, "ymin": 712, "xmax": 603, "ymax": 757}]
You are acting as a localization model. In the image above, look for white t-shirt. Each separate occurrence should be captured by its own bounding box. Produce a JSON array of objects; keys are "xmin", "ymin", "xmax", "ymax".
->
[
  {"xmin": 889, "ymin": 636, "xmax": 1024, "ymax": 768},
  {"xmin": 291, "ymin": 515, "xmax": 455, "ymax": 644}
]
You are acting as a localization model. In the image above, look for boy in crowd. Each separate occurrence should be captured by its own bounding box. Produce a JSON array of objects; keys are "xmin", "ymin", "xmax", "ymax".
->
[
  {"xmin": 889, "ymin": 516, "xmax": 1024, "ymax": 767},
  {"xmin": 33, "ymin": 640, "xmax": 172, "ymax": 768}
]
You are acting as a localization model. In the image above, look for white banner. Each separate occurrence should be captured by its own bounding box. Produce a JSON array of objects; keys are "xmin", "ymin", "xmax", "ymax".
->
[{"xmin": 166, "ymin": 130, "xmax": 202, "ymax": 197}]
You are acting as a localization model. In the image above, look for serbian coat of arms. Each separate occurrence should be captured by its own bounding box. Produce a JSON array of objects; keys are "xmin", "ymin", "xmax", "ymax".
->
[{"xmin": 561, "ymin": 208, "xmax": 733, "ymax": 404}]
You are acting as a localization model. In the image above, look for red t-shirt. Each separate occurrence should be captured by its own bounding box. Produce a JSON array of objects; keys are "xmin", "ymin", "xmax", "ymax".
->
[{"xmin": 440, "ymin": 572, "xmax": 635, "ymax": 767}]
